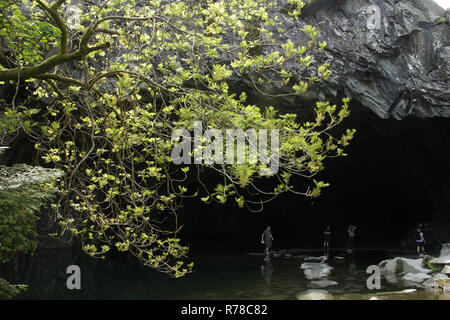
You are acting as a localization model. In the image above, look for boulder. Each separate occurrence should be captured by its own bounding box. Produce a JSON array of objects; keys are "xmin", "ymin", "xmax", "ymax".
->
[
  {"xmin": 422, "ymin": 255, "xmax": 442, "ymax": 272},
  {"xmin": 308, "ymin": 279, "xmax": 338, "ymax": 289},
  {"xmin": 304, "ymin": 256, "xmax": 328, "ymax": 262},
  {"xmin": 300, "ymin": 262, "xmax": 333, "ymax": 280},
  {"xmin": 402, "ymin": 272, "xmax": 432, "ymax": 283},
  {"xmin": 423, "ymin": 273, "xmax": 449, "ymax": 289},
  {"xmin": 402, "ymin": 258, "xmax": 433, "ymax": 274},
  {"xmin": 421, "ymin": 255, "xmax": 433, "ymax": 267},
  {"xmin": 441, "ymin": 265, "xmax": 450, "ymax": 274},
  {"xmin": 429, "ymin": 244, "xmax": 450, "ymax": 264},
  {"xmin": 384, "ymin": 273, "xmax": 399, "ymax": 284},
  {"xmin": 433, "ymin": 273, "xmax": 448, "ymax": 280},
  {"xmin": 380, "ymin": 257, "xmax": 432, "ymax": 274},
  {"xmin": 430, "ymin": 256, "xmax": 450, "ymax": 264},
  {"xmin": 295, "ymin": 289, "xmax": 334, "ymax": 300},
  {"xmin": 300, "ymin": 262, "xmax": 324, "ymax": 269},
  {"xmin": 379, "ymin": 258, "xmax": 401, "ymax": 274},
  {"xmin": 440, "ymin": 243, "xmax": 450, "ymax": 257},
  {"xmin": 430, "ymin": 257, "xmax": 450, "ymax": 264},
  {"xmin": 436, "ymin": 278, "xmax": 450, "ymax": 292}
]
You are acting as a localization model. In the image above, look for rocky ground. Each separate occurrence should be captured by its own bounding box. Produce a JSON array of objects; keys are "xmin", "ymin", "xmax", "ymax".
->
[{"xmin": 292, "ymin": 243, "xmax": 450, "ymax": 300}]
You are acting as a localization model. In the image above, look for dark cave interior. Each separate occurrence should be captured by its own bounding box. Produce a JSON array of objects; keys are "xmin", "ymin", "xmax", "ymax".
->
[{"xmin": 179, "ymin": 99, "xmax": 450, "ymax": 253}]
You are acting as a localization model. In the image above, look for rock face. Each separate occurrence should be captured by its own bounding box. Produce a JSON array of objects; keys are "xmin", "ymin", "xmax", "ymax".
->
[
  {"xmin": 295, "ymin": 289, "xmax": 334, "ymax": 300},
  {"xmin": 267, "ymin": 0, "xmax": 450, "ymax": 119}
]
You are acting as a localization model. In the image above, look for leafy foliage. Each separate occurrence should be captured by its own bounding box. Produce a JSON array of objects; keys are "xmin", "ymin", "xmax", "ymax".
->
[
  {"xmin": 0, "ymin": 277, "xmax": 27, "ymax": 299},
  {"xmin": 0, "ymin": 147, "xmax": 63, "ymax": 263},
  {"xmin": 0, "ymin": 0, "xmax": 355, "ymax": 277}
]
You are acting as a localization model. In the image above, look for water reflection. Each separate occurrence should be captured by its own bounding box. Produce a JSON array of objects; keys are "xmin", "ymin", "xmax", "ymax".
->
[
  {"xmin": 260, "ymin": 257, "xmax": 273, "ymax": 286},
  {"xmin": 3, "ymin": 248, "xmax": 447, "ymax": 300},
  {"xmin": 348, "ymin": 253, "xmax": 357, "ymax": 275}
]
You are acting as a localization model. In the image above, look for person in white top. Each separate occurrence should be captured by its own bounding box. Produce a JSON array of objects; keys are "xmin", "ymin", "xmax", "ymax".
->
[{"xmin": 415, "ymin": 227, "xmax": 426, "ymax": 257}]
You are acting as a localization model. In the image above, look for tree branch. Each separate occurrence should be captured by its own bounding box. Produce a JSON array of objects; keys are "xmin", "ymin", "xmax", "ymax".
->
[
  {"xmin": 0, "ymin": 42, "xmax": 110, "ymax": 82},
  {"xmin": 35, "ymin": 73, "xmax": 84, "ymax": 86},
  {"xmin": 35, "ymin": 0, "xmax": 69, "ymax": 54}
]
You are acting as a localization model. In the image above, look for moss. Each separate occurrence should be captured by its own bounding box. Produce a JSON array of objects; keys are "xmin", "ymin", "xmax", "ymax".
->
[
  {"xmin": 426, "ymin": 261, "xmax": 443, "ymax": 273},
  {"xmin": 395, "ymin": 259, "xmax": 404, "ymax": 273}
]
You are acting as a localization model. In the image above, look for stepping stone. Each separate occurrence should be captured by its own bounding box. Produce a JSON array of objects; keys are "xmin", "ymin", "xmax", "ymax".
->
[
  {"xmin": 295, "ymin": 289, "xmax": 334, "ymax": 300},
  {"xmin": 308, "ymin": 279, "xmax": 338, "ymax": 288}
]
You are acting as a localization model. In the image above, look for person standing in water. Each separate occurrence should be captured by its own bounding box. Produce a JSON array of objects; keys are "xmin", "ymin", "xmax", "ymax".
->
[
  {"xmin": 416, "ymin": 227, "xmax": 426, "ymax": 257},
  {"xmin": 323, "ymin": 225, "xmax": 332, "ymax": 249},
  {"xmin": 347, "ymin": 224, "xmax": 357, "ymax": 251},
  {"xmin": 261, "ymin": 226, "xmax": 274, "ymax": 256}
]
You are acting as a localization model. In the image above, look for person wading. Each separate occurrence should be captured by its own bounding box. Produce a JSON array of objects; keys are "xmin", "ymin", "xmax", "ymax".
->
[
  {"xmin": 347, "ymin": 224, "xmax": 357, "ymax": 252},
  {"xmin": 261, "ymin": 226, "xmax": 274, "ymax": 257}
]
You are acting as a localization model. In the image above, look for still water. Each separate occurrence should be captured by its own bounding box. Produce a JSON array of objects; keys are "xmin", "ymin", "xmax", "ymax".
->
[{"xmin": 6, "ymin": 249, "xmax": 448, "ymax": 300}]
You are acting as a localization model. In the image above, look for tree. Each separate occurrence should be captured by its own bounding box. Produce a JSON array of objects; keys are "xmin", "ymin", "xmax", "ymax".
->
[{"xmin": 0, "ymin": 0, "xmax": 355, "ymax": 277}]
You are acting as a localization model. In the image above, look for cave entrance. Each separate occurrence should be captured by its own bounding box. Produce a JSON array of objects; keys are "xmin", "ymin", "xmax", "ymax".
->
[{"xmin": 179, "ymin": 101, "xmax": 450, "ymax": 253}]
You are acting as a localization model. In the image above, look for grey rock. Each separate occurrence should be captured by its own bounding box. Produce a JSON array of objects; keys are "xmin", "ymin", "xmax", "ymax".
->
[
  {"xmin": 304, "ymin": 256, "xmax": 328, "ymax": 262},
  {"xmin": 402, "ymin": 272, "xmax": 432, "ymax": 283},
  {"xmin": 423, "ymin": 275, "xmax": 450, "ymax": 291},
  {"xmin": 295, "ymin": 289, "xmax": 334, "ymax": 300},
  {"xmin": 384, "ymin": 273, "xmax": 399, "ymax": 284},
  {"xmin": 440, "ymin": 243, "xmax": 450, "ymax": 257},
  {"xmin": 430, "ymin": 244, "xmax": 450, "ymax": 264},
  {"xmin": 301, "ymin": 262, "xmax": 333, "ymax": 280},
  {"xmin": 308, "ymin": 279, "xmax": 338, "ymax": 288},
  {"xmin": 379, "ymin": 258, "xmax": 400, "ymax": 273},
  {"xmin": 441, "ymin": 265, "xmax": 450, "ymax": 274},
  {"xmin": 430, "ymin": 256, "xmax": 450, "ymax": 264},
  {"xmin": 380, "ymin": 257, "xmax": 432, "ymax": 274},
  {"xmin": 402, "ymin": 258, "xmax": 433, "ymax": 274}
]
